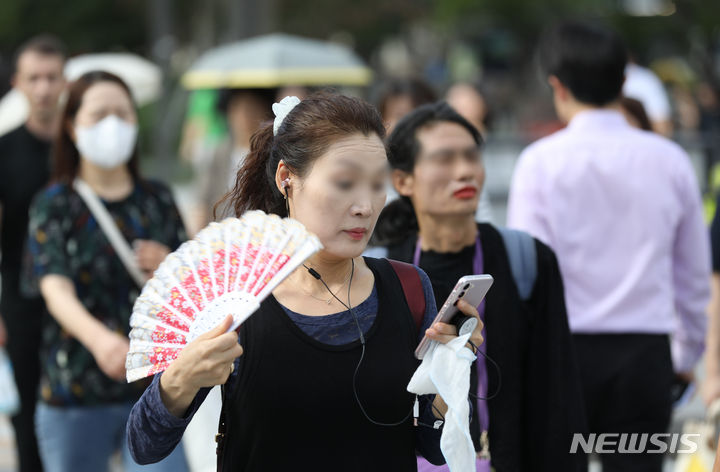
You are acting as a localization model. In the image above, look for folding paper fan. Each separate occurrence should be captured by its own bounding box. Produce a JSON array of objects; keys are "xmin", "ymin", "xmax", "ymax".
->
[{"xmin": 125, "ymin": 211, "xmax": 323, "ymax": 382}]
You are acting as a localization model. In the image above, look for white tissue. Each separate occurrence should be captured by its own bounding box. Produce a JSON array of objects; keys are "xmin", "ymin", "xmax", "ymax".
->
[{"xmin": 407, "ymin": 334, "xmax": 476, "ymax": 472}]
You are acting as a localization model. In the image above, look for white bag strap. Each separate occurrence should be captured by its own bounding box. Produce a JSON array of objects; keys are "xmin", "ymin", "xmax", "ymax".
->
[{"xmin": 73, "ymin": 178, "xmax": 146, "ymax": 287}]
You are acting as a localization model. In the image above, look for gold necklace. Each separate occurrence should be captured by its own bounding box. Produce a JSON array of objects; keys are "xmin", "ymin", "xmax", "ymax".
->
[{"xmin": 300, "ymin": 265, "xmax": 353, "ymax": 305}]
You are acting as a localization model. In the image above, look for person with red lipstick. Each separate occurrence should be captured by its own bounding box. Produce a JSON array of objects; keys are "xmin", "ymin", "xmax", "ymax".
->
[
  {"xmin": 372, "ymin": 101, "xmax": 587, "ymax": 471},
  {"xmin": 127, "ymin": 93, "xmax": 485, "ymax": 471}
]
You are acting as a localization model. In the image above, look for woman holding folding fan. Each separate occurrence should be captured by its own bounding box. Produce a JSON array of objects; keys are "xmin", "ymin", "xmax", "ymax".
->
[{"xmin": 127, "ymin": 93, "xmax": 485, "ymax": 471}]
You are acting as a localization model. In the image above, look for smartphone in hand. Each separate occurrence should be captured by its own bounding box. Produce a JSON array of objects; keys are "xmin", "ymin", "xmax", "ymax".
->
[{"xmin": 414, "ymin": 274, "xmax": 493, "ymax": 360}]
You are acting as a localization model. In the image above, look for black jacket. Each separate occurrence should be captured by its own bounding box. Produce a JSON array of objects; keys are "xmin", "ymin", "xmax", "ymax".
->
[{"xmin": 388, "ymin": 223, "xmax": 588, "ymax": 472}]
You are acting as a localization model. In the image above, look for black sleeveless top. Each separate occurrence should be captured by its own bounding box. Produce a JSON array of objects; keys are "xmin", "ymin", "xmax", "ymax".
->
[{"xmin": 219, "ymin": 257, "xmax": 421, "ymax": 471}]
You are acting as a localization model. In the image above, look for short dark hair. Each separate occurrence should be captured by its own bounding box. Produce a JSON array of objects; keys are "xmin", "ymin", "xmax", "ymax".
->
[
  {"xmin": 387, "ymin": 101, "xmax": 482, "ymax": 173},
  {"xmin": 540, "ymin": 21, "xmax": 627, "ymax": 106},
  {"xmin": 372, "ymin": 101, "xmax": 483, "ymax": 246},
  {"xmin": 14, "ymin": 34, "xmax": 67, "ymax": 73}
]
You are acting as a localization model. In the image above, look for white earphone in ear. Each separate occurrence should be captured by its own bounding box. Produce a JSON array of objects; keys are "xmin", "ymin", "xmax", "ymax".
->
[{"xmin": 281, "ymin": 178, "xmax": 291, "ymax": 189}]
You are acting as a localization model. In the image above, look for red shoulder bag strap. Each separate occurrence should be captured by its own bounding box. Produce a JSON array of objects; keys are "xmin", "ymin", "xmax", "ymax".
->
[{"xmin": 388, "ymin": 259, "xmax": 426, "ymax": 334}]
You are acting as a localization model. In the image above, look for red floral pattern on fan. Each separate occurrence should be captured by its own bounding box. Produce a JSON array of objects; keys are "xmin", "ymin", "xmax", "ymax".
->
[
  {"xmin": 127, "ymin": 212, "xmax": 323, "ymax": 383},
  {"xmin": 154, "ymin": 302, "xmax": 190, "ymax": 332},
  {"xmin": 149, "ymin": 326, "xmax": 187, "ymax": 345},
  {"xmin": 255, "ymin": 253, "xmax": 290, "ymax": 296},
  {"xmin": 148, "ymin": 347, "xmax": 181, "ymax": 376},
  {"xmin": 145, "ymin": 248, "xmax": 291, "ymax": 368},
  {"xmin": 197, "ymin": 255, "xmax": 216, "ymax": 300}
]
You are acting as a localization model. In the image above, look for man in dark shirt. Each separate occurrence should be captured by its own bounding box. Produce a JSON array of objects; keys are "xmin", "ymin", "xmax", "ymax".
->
[{"xmin": 0, "ymin": 35, "xmax": 66, "ymax": 472}]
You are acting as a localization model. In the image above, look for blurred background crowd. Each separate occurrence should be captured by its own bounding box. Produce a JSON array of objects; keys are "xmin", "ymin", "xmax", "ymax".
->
[{"xmin": 0, "ymin": 0, "xmax": 718, "ymax": 229}]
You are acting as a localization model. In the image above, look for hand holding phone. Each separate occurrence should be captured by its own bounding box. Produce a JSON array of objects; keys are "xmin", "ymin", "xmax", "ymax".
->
[{"xmin": 415, "ymin": 274, "xmax": 493, "ymax": 359}]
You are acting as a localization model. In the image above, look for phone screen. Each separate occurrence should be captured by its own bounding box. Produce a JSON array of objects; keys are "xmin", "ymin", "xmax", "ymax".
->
[{"xmin": 414, "ymin": 274, "xmax": 493, "ymax": 360}]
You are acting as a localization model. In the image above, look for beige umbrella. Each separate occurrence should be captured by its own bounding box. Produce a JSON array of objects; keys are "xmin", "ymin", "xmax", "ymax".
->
[{"xmin": 181, "ymin": 33, "xmax": 372, "ymax": 89}]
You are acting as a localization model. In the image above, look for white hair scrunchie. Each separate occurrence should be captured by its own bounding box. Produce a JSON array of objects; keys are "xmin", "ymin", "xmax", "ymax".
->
[{"xmin": 272, "ymin": 96, "xmax": 301, "ymax": 136}]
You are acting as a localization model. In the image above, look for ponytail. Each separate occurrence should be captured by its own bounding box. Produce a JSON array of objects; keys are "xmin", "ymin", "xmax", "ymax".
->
[
  {"xmin": 371, "ymin": 196, "xmax": 418, "ymax": 247},
  {"xmin": 214, "ymin": 121, "xmax": 287, "ymax": 219}
]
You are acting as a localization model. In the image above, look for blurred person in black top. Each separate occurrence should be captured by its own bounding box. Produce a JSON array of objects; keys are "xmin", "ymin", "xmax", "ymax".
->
[
  {"xmin": 0, "ymin": 34, "xmax": 66, "ymax": 472},
  {"xmin": 372, "ymin": 102, "xmax": 587, "ymax": 471}
]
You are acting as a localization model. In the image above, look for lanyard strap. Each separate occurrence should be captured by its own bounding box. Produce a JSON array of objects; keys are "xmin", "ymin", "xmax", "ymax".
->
[{"xmin": 413, "ymin": 235, "xmax": 490, "ymax": 436}]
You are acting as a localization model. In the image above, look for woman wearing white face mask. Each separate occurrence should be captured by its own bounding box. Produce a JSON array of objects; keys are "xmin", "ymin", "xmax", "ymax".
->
[{"xmin": 23, "ymin": 71, "xmax": 188, "ymax": 472}]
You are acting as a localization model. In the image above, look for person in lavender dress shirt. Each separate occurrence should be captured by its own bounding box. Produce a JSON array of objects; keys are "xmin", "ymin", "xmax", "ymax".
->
[{"xmin": 507, "ymin": 21, "xmax": 710, "ymax": 472}]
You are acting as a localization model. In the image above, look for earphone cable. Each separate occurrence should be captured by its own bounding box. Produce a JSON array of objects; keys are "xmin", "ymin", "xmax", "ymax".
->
[
  {"xmin": 305, "ymin": 258, "xmax": 502, "ymax": 425},
  {"xmin": 308, "ymin": 259, "xmax": 412, "ymax": 426},
  {"xmin": 346, "ymin": 259, "xmax": 414, "ymax": 427},
  {"xmin": 468, "ymin": 348, "xmax": 502, "ymax": 401}
]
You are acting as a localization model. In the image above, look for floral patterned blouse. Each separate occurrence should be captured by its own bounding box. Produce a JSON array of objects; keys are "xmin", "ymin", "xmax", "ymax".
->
[{"xmin": 24, "ymin": 180, "xmax": 186, "ymax": 406}]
